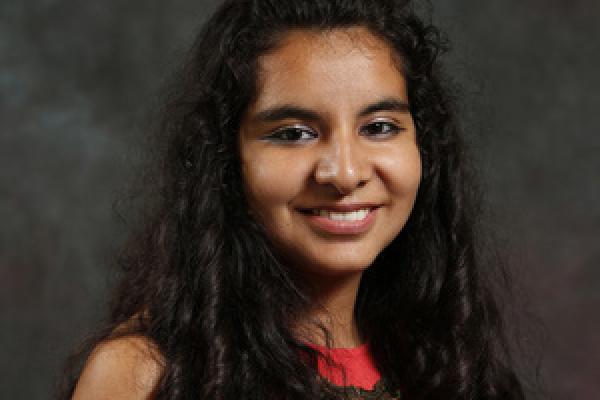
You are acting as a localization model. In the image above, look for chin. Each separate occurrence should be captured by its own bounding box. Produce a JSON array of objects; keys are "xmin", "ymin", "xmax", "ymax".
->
[
  {"xmin": 299, "ymin": 254, "xmax": 377, "ymax": 277},
  {"xmin": 272, "ymin": 239, "xmax": 385, "ymax": 279}
]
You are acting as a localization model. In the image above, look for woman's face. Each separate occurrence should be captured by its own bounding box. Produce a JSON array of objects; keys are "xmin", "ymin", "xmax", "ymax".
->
[{"xmin": 238, "ymin": 27, "xmax": 421, "ymax": 277}]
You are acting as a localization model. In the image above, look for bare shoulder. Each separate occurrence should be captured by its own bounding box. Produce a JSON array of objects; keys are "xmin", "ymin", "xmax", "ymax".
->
[{"xmin": 72, "ymin": 335, "xmax": 163, "ymax": 400}]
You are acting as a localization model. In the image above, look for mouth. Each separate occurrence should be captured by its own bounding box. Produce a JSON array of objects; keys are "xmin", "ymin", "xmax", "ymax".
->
[
  {"xmin": 299, "ymin": 207, "xmax": 375, "ymax": 221},
  {"xmin": 296, "ymin": 205, "xmax": 380, "ymax": 234}
]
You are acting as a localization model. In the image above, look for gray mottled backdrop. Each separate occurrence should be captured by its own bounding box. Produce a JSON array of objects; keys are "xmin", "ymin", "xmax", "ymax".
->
[{"xmin": 1, "ymin": 1, "xmax": 598, "ymax": 398}]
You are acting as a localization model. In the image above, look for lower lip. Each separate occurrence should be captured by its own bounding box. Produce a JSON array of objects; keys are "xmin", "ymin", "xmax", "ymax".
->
[{"xmin": 302, "ymin": 208, "xmax": 378, "ymax": 235}]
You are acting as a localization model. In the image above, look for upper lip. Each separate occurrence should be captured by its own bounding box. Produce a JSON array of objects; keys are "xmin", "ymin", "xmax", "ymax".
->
[{"xmin": 297, "ymin": 203, "xmax": 381, "ymax": 212}]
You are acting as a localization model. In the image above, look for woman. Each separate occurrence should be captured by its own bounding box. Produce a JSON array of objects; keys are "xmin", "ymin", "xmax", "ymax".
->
[{"xmin": 64, "ymin": 0, "xmax": 526, "ymax": 399}]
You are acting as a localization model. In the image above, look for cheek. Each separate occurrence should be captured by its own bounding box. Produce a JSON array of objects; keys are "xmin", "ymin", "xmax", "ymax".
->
[
  {"xmin": 241, "ymin": 152, "xmax": 309, "ymax": 216},
  {"xmin": 376, "ymin": 145, "xmax": 422, "ymax": 195}
]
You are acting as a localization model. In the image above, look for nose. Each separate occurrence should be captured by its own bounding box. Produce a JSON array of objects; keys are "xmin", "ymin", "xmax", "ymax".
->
[{"xmin": 314, "ymin": 133, "xmax": 371, "ymax": 195}]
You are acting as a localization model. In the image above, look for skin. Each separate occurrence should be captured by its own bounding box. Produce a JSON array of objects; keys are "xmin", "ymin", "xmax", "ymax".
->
[
  {"xmin": 72, "ymin": 336, "xmax": 161, "ymax": 400},
  {"xmin": 239, "ymin": 27, "xmax": 422, "ymax": 347}
]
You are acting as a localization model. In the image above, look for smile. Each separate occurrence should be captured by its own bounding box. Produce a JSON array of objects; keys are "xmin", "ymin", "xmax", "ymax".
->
[
  {"xmin": 298, "ymin": 206, "xmax": 379, "ymax": 235},
  {"xmin": 310, "ymin": 208, "xmax": 370, "ymax": 221}
]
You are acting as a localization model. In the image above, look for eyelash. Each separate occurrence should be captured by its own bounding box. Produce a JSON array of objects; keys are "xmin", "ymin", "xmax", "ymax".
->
[
  {"xmin": 263, "ymin": 121, "xmax": 403, "ymax": 143},
  {"xmin": 360, "ymin": 121, "xmax": 404, "ymax": 138},
  {"xmin": 264, "ymin": 125, "xmax": 318, "ymax": 143}
]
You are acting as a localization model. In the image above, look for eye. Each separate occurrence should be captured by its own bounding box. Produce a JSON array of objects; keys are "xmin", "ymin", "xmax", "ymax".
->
[
  {"xmin": 360, "ymin": 121, "xmax": 404, "ymax": 138},
  {"xmin": 263, "ymin": 125, "xmax": 318, "ymax": 143}
]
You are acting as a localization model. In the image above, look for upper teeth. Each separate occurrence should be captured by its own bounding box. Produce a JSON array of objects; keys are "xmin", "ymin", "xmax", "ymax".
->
[{"xmin": 313, "ymin": 208, "xmax": 370, "ymax": 221}]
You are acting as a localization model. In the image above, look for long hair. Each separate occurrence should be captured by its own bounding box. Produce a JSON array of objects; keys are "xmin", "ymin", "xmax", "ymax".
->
[{"xmin": 61, "ymin": 0, "xmax": 526, "ymax": 399}]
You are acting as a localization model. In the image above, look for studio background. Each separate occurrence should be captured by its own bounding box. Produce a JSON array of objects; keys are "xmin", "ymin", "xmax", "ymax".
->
[{"xmin": 1, "ymin": 0, "xmax": 598, "ymax": 398}]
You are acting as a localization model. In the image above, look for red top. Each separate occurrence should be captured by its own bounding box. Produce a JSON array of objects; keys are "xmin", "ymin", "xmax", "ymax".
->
[{"xmin": 310, "ymin": 342, "xmax": 381, "ymax": 390}]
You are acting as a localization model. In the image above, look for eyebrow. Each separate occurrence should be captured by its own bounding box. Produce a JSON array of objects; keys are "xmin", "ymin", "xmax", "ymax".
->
[{"xmin": 252, "ymin": 97, "xmax": 410, "ymax": 123}]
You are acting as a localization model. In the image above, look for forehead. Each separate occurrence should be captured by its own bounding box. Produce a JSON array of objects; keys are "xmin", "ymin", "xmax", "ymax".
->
[{"xmin": 251, "ymin": 27, "xmax": 407, "ymax": 110}]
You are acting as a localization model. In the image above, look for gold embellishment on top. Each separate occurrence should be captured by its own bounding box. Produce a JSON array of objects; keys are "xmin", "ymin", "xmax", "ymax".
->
[{"xmin": 327, "ymin": 378, "xmax": 402, "ymax": 400}]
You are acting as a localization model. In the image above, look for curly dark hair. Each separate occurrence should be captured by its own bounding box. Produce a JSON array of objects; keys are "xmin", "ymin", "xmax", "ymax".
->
[{"xmin": 61, "ymin": 0, "xmax": 526, "ymax": 399}]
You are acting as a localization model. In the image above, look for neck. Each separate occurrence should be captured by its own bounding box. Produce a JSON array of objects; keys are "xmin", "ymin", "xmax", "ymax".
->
[{"xmin": 296, "ymin": 270, "xmax": 364, "ymax": 348}]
